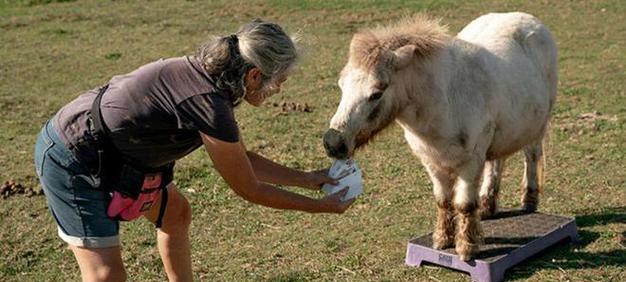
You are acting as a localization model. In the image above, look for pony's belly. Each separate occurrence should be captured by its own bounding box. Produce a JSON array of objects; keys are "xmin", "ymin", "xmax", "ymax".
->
[
  {"xmin": 486, "ymin": 125, "xmax": 545, "ymax": 159},
  {"xmin": 486, "ymin": 142, "xmax": 526, "ymax": 160},
  {"xmin": 403, "ymin": 131, "xmax": 471, "ymax": 169},
  {"xmin": 485, "ymin": 94, "xmax": 551, "ymax": 159}
]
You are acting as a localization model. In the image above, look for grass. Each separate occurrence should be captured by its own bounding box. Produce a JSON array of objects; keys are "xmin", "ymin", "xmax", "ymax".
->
[{"xmin": 1, "ymin": 0, "xmax": 624, "ymax": 281}]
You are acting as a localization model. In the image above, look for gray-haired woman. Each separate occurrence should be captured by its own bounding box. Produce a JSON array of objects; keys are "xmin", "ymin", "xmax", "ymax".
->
[{"xmin": 33, "ymin": 19, "xmax": 354, "ymax": 281}]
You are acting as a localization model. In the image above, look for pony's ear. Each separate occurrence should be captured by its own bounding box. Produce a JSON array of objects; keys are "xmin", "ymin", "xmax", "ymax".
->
[{"xmin": 391, "ymin": 45, "xmax": 417, "ymax": 70}]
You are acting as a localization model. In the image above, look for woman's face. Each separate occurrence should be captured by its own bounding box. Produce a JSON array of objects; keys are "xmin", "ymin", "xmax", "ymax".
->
[{"xmin": 244, "ymin": 68, "xmax": 287, "ymax": 107}]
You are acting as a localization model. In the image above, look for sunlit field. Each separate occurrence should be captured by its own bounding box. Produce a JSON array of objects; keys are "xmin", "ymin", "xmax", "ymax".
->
[{"xmin": 1, "ymin": 0, "xmax": 624, "ymax": 281}]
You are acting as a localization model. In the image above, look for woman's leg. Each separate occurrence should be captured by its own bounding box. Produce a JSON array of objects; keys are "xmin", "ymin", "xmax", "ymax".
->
[
  {"xmin": 70, "ymin": 246, "xmax": 126, "ymax": 282},
  {"xmin": 35, "ymin": 120, "xmax": 124, "ymax": 281},
  {"xmin": 144, "ymin": 183, "xmax": 193, "ymax": 282}
]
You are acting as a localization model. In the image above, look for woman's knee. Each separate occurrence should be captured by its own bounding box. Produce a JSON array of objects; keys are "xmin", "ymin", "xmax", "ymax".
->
[
  {"xmin": 71, "ymin": 245, "xmax": 127, "ymax": 282},
  {"xmin": 175, "ymin": 193, "xmax": 192, "ymax": 229},
  {"xmin": 92, "ymin": 266, "xmax": 127, "ymax": 282}
]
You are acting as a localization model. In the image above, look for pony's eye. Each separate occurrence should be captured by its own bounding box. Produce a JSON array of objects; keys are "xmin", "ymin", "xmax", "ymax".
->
[{"xmin": 369, "ymin": 91, "xmax": 383, "ymax": 102}]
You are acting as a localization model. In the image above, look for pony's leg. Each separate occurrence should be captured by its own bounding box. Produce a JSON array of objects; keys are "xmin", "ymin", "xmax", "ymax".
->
[
  {"xmin": 521, "ymin": 141, "xmax": 543, "ymax": 212},
  {"xmin": 478, "ymin": 159, "xmax": 505, "ymax": 218},
  {"xmin": 453, "ymin": 157, "xmax": 484, "ymax": 261},
  {"xmin": 425, "ymin": 163, "xmax": 456, "ymax": 250}
]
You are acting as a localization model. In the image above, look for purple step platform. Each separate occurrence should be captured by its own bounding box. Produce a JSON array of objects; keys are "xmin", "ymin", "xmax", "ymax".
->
[{"xmin": 405, "ymin": 211, "xmax": 579, "ymax": 282}]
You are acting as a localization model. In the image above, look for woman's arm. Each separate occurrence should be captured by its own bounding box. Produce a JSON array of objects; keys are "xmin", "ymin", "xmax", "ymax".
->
[
  {"xmin": 246, "ymin": 149, "xmax": 336, "ymax": 189},
  {"xmin": 239, "ymin": 138, "xmax": 337, "ymax": 190},
  {"xmin": 201, "ymin": 132, "xmax": 352, "ymax": 213}
]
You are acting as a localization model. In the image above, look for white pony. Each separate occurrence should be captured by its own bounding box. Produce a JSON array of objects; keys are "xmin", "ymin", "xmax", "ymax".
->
[{"xmin": 323, "ymin": 12, "xmax": 557, "ymax": 261}]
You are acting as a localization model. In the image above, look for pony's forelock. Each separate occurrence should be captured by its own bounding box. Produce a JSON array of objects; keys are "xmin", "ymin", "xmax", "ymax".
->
[{"xmin": 348, "ymin": 14, "xmax": 450, "ymax": 71}]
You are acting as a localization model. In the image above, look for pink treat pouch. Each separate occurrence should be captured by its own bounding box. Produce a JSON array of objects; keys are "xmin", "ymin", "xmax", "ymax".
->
[{"xmin": 107, "ymin": 173, "xmax": 163, "ymax": 221}]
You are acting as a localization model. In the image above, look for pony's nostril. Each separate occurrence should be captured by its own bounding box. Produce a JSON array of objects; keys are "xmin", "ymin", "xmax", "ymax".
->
[
  {"xmin": 337, "ymin": 142, "xmax": 348, "ymax": 155},
  {"xmin": 323, "ymin": 129, "xmax": 348, "ymax": 158}
]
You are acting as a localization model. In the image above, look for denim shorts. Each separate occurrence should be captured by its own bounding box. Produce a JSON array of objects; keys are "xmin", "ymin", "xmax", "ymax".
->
[{"xmin": 34, "ymin": 119, "xmax": 120, "ymax": 248}]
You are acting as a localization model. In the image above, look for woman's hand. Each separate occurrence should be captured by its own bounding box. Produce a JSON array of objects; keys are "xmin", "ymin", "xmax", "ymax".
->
[
  {"xmin": 301, "ymin": 169, "xmax": 338, "ymax": 190},
  {"xmin": 318, "ymin": 188, "xmax": 356, "ymax": 214}
]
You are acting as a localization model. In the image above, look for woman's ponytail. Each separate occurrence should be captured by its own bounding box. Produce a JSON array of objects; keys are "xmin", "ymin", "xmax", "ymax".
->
[{"xmin": 196, "ymin": 19, "xmax": 299, "ymax": 105}]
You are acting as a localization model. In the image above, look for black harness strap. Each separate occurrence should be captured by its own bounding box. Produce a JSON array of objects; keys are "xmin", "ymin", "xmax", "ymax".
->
[
  {"xmin": 155, "ymin": 185, "xmax": 169, "ymax": 229},
  {"xmin": 90, "ymin": 85, "xmax": 111, "ymax": 180},
  {"xmin": 91, "ymin": 85, "xmax": 110, "ymax": 139},
  {"xmin": 91, "ymin": 85, "xmax": 168, "ymax": 229}
]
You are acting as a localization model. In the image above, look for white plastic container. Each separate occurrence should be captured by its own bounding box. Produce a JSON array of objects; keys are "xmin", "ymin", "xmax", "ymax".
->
[{"xmin": 322, "ymin": 158, "xmax": 363, "ymax": 201}]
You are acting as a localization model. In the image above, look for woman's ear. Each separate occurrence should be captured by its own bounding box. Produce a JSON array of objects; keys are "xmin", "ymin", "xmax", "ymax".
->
[{"xmin": 245, "ymin": 67, "xmax": 263, "ymax": 90}]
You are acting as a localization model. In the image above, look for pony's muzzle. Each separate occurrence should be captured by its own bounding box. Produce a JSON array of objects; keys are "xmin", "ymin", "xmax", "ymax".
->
[{"xmin": 323, "ymin": 129, "xmax": 349, "ymax": 159}]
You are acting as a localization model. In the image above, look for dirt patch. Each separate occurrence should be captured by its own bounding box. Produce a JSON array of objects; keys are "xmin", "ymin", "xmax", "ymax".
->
[
  {"xmin": 272, "ymin": 101, "xmax": 314, "ymax": 116},
  {"xmin": 617, "ymin": 232, "xmax": 626, "ymax": 248},
  {"xmin": 557, "ymin": 111, "xmax": 619, "ymax": 135},
  {"xmin": 1, "ymin": 180, "xmax": 43, "ymax": 199}
]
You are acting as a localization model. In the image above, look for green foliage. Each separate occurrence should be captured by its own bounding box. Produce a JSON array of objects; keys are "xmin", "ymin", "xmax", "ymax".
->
[{"xmin": 104, "ymin": 52, "xmax": 122, "ymax": 60}]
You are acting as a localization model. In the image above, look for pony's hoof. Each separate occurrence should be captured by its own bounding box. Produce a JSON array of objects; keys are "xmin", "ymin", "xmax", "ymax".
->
[
  {"xmin": 458, "ymin": 253, "xmax": 473, "ymax": 262},
  {"xmin": 432, "ymin": 232, "xmax": 454, "ymax": 250},
  {"xmin": 522, "ymin": 202, "xmax": 537, "ymax": 213},
  {"xmin": 455, "ymin": 242, "xmax": 479, "ymax": 261},
  {"xmin": 478, "ymin": 207, "xmax": 495, "ymax": 219},
  {"xmin": 432, "ymin": 240, "xmax": 453, "ymax": 250}
]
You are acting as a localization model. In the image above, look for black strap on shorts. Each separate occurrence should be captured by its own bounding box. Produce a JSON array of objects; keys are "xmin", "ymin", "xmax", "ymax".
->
[{"xmin": 155, "ymin": 185, "xmax": 169, "ymax": 229}]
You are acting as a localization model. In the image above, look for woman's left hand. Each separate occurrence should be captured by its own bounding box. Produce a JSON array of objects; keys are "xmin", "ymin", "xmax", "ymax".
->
[{"xmin": 301, "ymin": 169, "xmax": 338, "ymax": 190}]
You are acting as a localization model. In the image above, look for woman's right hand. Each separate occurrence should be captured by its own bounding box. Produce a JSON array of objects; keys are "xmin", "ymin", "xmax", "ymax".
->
[{"xmin": 319, "ymin": 188, "xmax": 356, "ymax": 214}]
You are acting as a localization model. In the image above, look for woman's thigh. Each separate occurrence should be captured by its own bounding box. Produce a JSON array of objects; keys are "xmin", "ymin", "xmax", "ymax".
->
[
  {"xmin": 143, "ymin": 183, "xmax": 191, "ymax": 232},
  {"xmin": 35, "ymin": 120, "xmax": 119, "ymax": 248}
]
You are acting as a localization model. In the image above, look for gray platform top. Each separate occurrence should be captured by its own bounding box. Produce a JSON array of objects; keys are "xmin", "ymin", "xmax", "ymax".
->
[{"xmin": 410, "ymin": 211, "xmax": 574, "ymax": 263}]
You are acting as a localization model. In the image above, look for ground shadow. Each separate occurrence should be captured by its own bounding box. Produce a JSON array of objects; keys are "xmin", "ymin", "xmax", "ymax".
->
[{"xmin": 505, "ymin": 206, "xmax": 625, "ymax": 280}]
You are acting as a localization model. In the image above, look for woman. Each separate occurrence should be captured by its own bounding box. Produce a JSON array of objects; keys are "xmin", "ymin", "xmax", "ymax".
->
[{"xmin": 34, "ymin": 19, "xmax": 354, "ymax": 282}]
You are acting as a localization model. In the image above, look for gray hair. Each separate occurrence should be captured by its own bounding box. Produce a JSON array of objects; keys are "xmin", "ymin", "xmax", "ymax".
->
[{"xmin": 196, "ymin": 19, "xmax": 300, "ymax": 105}]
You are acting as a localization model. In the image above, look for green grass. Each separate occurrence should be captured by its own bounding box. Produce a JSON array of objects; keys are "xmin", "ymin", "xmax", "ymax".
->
[{"xmin": 1, "ymin": 0, "xmax": 624, "ymax": 281}]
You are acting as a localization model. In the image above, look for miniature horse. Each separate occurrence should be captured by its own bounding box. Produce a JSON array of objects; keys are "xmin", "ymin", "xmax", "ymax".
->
[{"xmin": 323, "ymin": 13, "xmax": 557, "ymax": 261}]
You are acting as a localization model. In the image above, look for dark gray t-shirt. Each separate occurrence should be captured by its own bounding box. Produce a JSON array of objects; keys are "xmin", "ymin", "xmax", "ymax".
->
[{"xmin": 55, "ymin": 56, "xmax": 239, "ymax": 168}]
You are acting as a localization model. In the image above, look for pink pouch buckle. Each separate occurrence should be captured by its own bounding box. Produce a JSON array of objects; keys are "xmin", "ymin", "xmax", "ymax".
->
[{"xmin": 107, "ymin": 173, "xmax": 163, "ymax": 221}]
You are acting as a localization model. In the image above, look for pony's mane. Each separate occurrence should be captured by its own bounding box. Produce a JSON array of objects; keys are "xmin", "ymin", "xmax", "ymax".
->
[{"xmin": 348, "ymin": 14, "xmax": 450, "ymax": 69}]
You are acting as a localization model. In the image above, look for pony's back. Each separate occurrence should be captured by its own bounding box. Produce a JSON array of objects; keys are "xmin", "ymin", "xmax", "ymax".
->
[{"xmin": 458, "ymin": 12, "xmax": 557, "ymax": 107}]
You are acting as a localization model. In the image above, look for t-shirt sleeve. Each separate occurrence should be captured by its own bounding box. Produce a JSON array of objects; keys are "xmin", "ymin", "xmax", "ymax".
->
[{"xmin": 176, "ymin": 93, "xmax": 239, "ymax": 143}]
